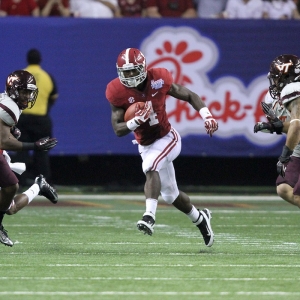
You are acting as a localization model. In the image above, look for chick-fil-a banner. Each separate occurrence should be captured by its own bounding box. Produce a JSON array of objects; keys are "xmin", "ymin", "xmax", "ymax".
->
[{"xmin": 0, "ymin": 17, "xmax": 298, "ymax": 157}]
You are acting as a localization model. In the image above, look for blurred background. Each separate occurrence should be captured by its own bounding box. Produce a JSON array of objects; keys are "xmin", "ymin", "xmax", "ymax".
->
[{"xmin": 1, "ymin": 16, "xmax": 298, "ymax": 193}]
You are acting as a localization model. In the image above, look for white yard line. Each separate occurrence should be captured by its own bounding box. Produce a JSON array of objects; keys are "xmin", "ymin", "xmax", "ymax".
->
[{"xmin": 45, "ymin": 194, "xmax": 281, "ymax": 201}]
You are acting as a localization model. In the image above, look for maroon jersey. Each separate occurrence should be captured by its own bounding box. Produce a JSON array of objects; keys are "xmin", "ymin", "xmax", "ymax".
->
[
  {"xmin": 145, "ymin": 0, "xmax": 195, "ymax": 17},
  {"xmin": 118, "ymin": 0, "xmax": 145, "ymax": 17},
  {"xmin": 0, "ymin": 0, "xmax": 37, "ymax": 15},
  {"xmin": 106, "ymin": 68, "xmax": 173, "ymax": 145}
]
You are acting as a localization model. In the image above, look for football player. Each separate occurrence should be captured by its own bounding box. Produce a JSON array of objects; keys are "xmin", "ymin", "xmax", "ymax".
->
[
  {"xmin": 0, "ymin": 70, "xmax": 58, "ymax": 247},
  {"xmin": 254, "ymin": 54, "xmax": 300, "ymax": 208},
  {"xmin": 106, "ymin": 48, "xmax": 218, "ymax": 248}
]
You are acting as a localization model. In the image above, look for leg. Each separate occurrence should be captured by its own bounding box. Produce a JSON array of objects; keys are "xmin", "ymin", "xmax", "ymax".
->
[
  {"xmin": 162, "ymin": 182, "xmax": 214, "ymax": 247},
  {"xmin": 276, "ymin": 183, "xmax": 296, "ymax": 206},
  {"xmin": 6, "ymin": 175, "xmax": 58, "ymax": 214},
  {"xmin": 6, "ymin": 194, "xmax": 30, "ymax": 215},
  {"xmin": 144, "ymin": 170, "xmax": 161, "ymax": 199},
  {"xmin": 0, "ymin": 184, "xmax": 18, "ymax": 247},
  {"xmin": 276, "ymin": 157, "xmax": 300, "ymax": 208},
  {"xmin": 157, "ymin": 157, "xmax": 214, "ymax": 247},
  {"xmin": 290, "ymin": 173, "xmax": 300, "ymax": 208},
  {"xmin": 136, "ymin": 128, "xmax": 181, "ymax": 236},
  {"xmin": 136, "ymin": 170, "xmax": 160, "ymax": 236}
]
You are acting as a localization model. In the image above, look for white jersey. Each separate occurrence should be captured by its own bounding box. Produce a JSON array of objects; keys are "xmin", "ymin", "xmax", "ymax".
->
[
  {"xmin": 271, "ymin": 99, "xmax": 291, "ymax": 123},
  {"xmin": 0, "ymin": 93, "xmax": 21, "ymax": 126},
  {"xmin": 281, "ymin": 82, "xmax": 300, "ymax": 108},
  {"xmin": 279, "ymin": 82, "xmax": 300, "ymax": 157}
]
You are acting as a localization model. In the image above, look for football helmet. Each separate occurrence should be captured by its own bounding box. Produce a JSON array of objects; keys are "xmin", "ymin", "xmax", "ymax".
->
[
  {"xmin": 116, "ymin": 48, "xmax": 147, "ymax": 88},
  {"xmin": 5, "ymin": 70, "xmax": 38, "ymax": 109},
  {"xmin": 268, "ymin": 54, "xmax": 300, "ymax": 100}
]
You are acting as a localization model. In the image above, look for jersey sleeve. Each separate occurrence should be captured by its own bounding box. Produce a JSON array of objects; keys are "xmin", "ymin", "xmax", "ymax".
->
[
  {"xmin": 105, "ymin": 79, "xmax": 126, "ymax": 108},
  {"xmin": 0, "ymin": 94, "xmax": 21, "ymax": 126}
]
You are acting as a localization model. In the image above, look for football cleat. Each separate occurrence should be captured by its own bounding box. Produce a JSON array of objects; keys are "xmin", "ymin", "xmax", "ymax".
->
[
  {"xmin": 195, "ymin": 209, "xmax": 214, "ymax": 247},
  {"xmin": 0, "ymin": 225, "xmax": 13, "ymax": 247},
  {"xmin": 137, "ymin": 213, "xmax": 155, "ymax": 236},
  {"xmin": 35, "ymin": 174, "xmax": 58, "ymax": 204}
]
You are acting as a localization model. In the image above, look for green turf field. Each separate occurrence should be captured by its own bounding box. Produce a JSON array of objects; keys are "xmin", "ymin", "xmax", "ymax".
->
[{"xmin": 1, "ymin": 194, "xmax": 299, "ymax": 300}]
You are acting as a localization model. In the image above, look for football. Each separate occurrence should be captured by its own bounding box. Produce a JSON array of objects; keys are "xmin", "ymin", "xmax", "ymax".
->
[{"xmin": 124, "ymin": 102, "xmax": 145, "ymax": 122}]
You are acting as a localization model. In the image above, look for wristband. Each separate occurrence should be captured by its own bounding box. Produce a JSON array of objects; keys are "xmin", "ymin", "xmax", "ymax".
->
[
  {"xmin": 22, "ymin": 142, "xmax": 35, "ymax": 150},
  {"xmin": 126, "ymin": 119, "xmax": 140, "ymax": 131},
  {"xmin": 199, "ymin": 107, "xmax": 212, "ymax": 119}
]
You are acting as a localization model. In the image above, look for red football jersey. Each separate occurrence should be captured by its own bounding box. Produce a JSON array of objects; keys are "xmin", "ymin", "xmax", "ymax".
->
[
  {"xmin": 145, "ymin": 0, "xmax": 195, "ymax": 17},
  {"xmin": 106, "ymin": 68, "xmax": 173, "ymax": 145},
  {"xmin": 0, "ymin": 0, "xmax": 37, "ymax": 15}
]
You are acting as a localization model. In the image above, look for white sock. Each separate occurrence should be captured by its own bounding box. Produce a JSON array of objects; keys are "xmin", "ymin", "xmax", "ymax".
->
[
  {"xmin": 22, "ymin": 183, "xmax": 40, "ymax": 203},
  {"xmin": 145, "ymin": 198, "xmax": 158, "ymax": 220},
  {"xmin": 187, "ymin": 206, "xmax": 203, "ymax": 225}
]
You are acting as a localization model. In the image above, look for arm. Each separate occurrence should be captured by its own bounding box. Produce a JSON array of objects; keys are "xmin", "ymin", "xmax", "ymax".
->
[
  {"xmin": 181, "ymin": 8, "xmax": 197, "ymax": 18},
  {"xmin": 282, "ymin": 121, "xmax": 290, "ymax": 134},
  {"xmin": 0, "ymin": 119, "xmax": 57, "ymax": 151},
  {"xmin": 110, "ymin": 104, "xmax": 132, "ymax": 137},
  {"xmin": 285, "ymin": 98, "xmax": 300, "ymax": 151},
  {"xmin": 41, "ymin": 0, "xmax": 70, "ymax": 17},
  {"xmin": 110, "ymin": 102, "xmax": 151, "ymax": 136},
  {"xmin": 167, "ymin": 83, "xmax": 206, "ymax": 110},
  {"xmin": 168, "ymin": 83, "xmax": 218, "ymax": 136},
  {"xmin": 146, "ymin": 6, "xmax": 162, "ymax": 17},
  {"xmin": 32, "ymin": 7, "xmax": 40, "ymax": 17},
  {"xmin": 0, "ymin": 120, "xmax": 23, "ymax": 151},
  {"xmin": 277, "ymin": 98, "xmax": 300, "ymax": 176}
]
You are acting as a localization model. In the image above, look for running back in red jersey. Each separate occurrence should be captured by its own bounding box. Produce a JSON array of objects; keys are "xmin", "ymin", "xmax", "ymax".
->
[{"xmin": 124, "ymin": 102, "xmax": 145, "ymax": 122}]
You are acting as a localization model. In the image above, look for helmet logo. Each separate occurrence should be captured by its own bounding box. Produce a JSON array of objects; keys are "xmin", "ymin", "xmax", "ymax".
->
[
  {"xmin": 7, "ymin": 75, "xmax": 19, "ymax": 86},
  {"xmin": 276, "ymin": 61, "xmax": 293, "ymax": 73}
]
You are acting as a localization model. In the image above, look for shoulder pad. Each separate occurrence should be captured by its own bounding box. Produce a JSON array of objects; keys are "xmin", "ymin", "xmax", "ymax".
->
[
  {"xmin": 281, "ymin": 82, "xmax": 300, "ymax": 106},
  {"xmin": 0, "ymin": 94, "xmax": 21, "ymax": 126}
]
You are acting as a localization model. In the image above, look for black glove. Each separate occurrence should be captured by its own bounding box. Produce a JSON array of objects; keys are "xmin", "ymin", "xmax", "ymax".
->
[
  {"xmin": 34, "ymin": 136, "xmax": 58, "ymax": 151},
  {"xmin": 254, "ymin": 121, "xmax": 278, "ymax": 133},
  {"xmin": 260, "ymin": 102, "xmax": 283, "ymax": 134},
  {"xmin": 10, "ymin": 126, "xmax": 21, "ymax": 140},
  {"xmin": 277, "ymin": 145, "xmax": 293, "ymax": 177}
]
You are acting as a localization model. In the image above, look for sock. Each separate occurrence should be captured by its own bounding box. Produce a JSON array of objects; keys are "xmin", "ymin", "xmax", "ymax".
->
[
  {"xmin": 187, "ymin": 206, "xmax": 203, "ymax": 225},
  {"xmin": 145, "ymin": 198, "xmax": 158, "ymax": 220},
  {"xmin": 22, "ymin": 183, "xmax": 40, "ymax": 203}
]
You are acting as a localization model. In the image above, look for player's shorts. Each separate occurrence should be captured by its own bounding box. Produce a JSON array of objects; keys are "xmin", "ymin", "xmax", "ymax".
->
[
  {"xmin": 138, "ymin": 127, "xmax": 181, "ymax": 203},
  {"xmin": 276, "ymin": 156, "xmax": 300, "ymax": 195},
  {"xmin": 0, "ymin": 154, "xmax": 18, "ymax": 188}
]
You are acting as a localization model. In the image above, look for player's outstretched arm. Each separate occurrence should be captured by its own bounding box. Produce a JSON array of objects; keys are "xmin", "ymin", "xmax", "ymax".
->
[{"xmin": 168, "ymin": 83, "xmax": 218, "ymax": 137}]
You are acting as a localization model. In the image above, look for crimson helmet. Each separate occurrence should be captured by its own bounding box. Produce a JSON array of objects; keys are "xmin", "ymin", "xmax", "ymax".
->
[
  {"xmin": 5, "ymin": 70, "xmax": 38, "ymax": 109},
  {"xmin": 116, "ymin": 48, "xmax": 147, "ymax": 88},
  {"xmin": 268, "ymin": 54, "xmax": 300, "ymax": 100}
]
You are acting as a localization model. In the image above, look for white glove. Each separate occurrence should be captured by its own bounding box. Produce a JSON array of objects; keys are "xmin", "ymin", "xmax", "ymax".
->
[
  {"xmin": 127, "ymin": 102, "xmax": 151, "ymax": 131},
  {"xmin": 199, "ymin": 107, "xmax": 218, "ymax": 137}
]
